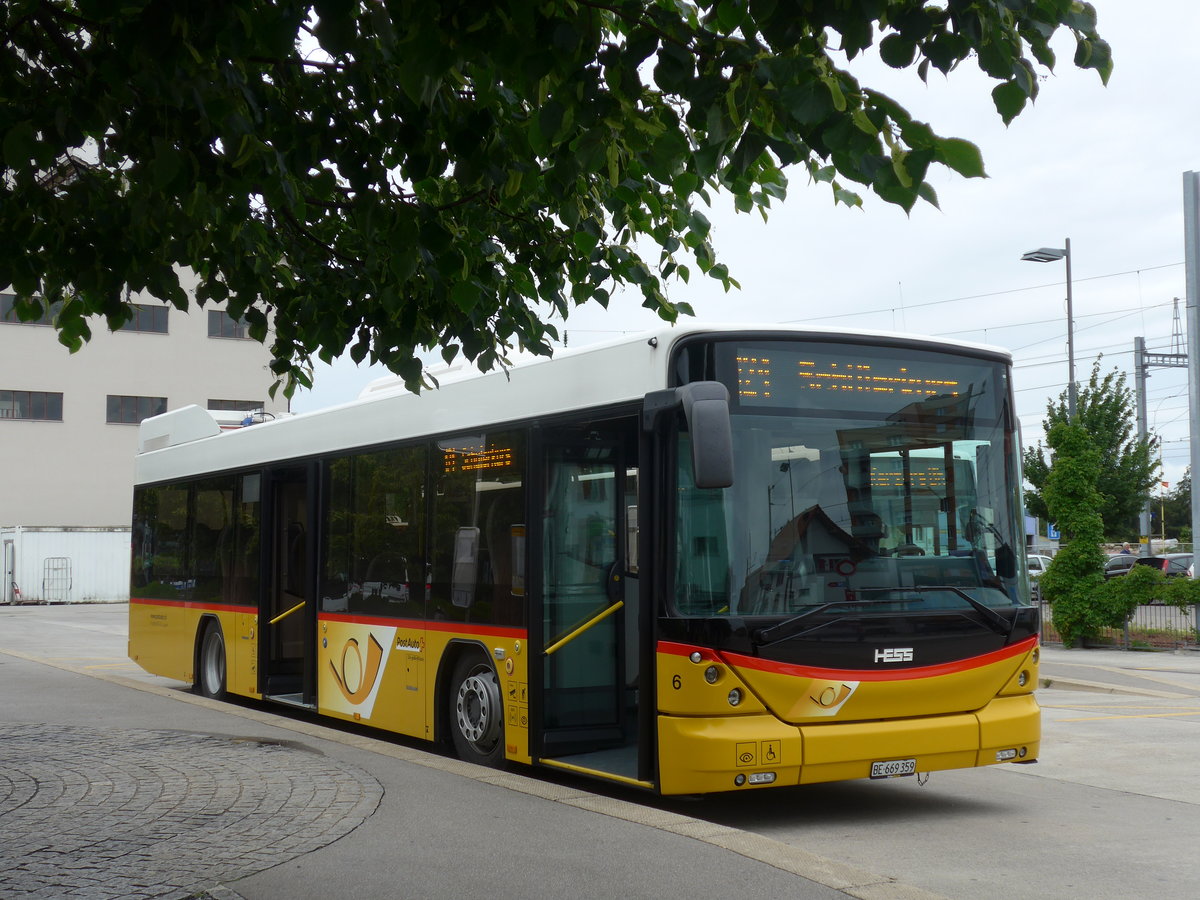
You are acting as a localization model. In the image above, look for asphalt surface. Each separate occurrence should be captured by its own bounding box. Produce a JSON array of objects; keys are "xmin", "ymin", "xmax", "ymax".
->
[
  {"xmin": 4, "ymin": 602, "xmax": 1200, "ymax": 899},
  {"xmin": 1, "ymin": 723, "xmax": 382, "ymax": 899},
  {"xmin": 0, "ymin": 604, "xmax": 892, "ymax": 900}
]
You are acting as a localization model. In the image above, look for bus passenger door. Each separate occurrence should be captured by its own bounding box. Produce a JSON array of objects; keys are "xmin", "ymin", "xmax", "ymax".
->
[
  {"xmin": 261, "ymin": 464, "xmax": 317, "ymax": 706},
  {"xmin": 535, "ymin": 419, "xmax": 642, "ymax": 781}
]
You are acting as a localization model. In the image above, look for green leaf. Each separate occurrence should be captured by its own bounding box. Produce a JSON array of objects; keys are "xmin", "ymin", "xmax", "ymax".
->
[
  {"xmin": 2, "ymin": 121, "xmax": 37, "ymax": 168},
  {"xmin": 313, "ymin": 0, "xmax": 359, "ymax": 57},
  {"xmin": 150, "ymin": 148, "xmax": 182, "ymax": 190},
  {"xmin": 779, "ymin": 81, "xmax": 833, "ymax": 126},
  {"xmin": 833, "ymin": 186, "xmax": 863, "ymax": 207},
  {"xmin": 991, "ymin": 80, "xmax": 1028, "ymax": 125},
  {"xmin": 879, "ymin": 34, "xmax": 916, "ymax": 69},
  {"xmin": 572, "ymin": 230, "xmax": 599, "ymax": 254},
  {"xmin": 452, "ymin": 282, "xmax": 479, "ymax": 313},
  {"xmin": 502, "ymin": 169, "xmax": 522, "ymax": 199},
  {"xmin": 936, "ymin": 138, "xmax": 985, "ymax": 178}
]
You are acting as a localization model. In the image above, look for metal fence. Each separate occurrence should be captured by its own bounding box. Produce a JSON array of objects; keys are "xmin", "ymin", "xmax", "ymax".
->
[{"xmin": 1039, "ymin": 601, "xmax": 1200, "ymax": 650}]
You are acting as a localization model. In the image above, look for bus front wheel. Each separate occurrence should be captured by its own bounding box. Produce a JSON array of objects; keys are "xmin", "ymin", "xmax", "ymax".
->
[
  {"xmin": 448, "ymin": 654, "xmax": 504, "ymax": 767},
  {"xmin": 196, "ymin": 622, "xmax": 227, "ymax": 700}
]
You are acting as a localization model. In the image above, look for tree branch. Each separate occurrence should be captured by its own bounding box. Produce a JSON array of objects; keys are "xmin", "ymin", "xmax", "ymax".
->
[
  {"xmin": 576, "ymin": 0, "xmax": 710, "ymax": 60},
  {"xmin": 247, "ymin": 55, "xmax": 349, "ymax": 72},
  {"xmin": 30, "ymin": 3, "xmax": 92, "ymax": 76},
  {"xmin": 274, "ymin": 203, "xmax": 356, "ymax": 267}
]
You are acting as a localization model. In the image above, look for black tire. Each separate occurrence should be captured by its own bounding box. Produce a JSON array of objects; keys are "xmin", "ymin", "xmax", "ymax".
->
[
  {"xmin": 447, "ymin": 653, "xmax": 505, "ymax": 767},
  {"xmin": 196, "ymin": 622, "xmax": 227, "ymax": 700}
]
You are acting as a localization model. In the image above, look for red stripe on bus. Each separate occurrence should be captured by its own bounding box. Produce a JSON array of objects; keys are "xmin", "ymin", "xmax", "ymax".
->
[
  {"xmin": 659, "ymin": 636, "xmax": 1038, "ymax": 682},
  {"xmin": 319, "ymin": 612, "xmax": 526, "ymax": 639},
  {"xmin": 130, "ymin": 597, "xmax": 257, "ymax": 615}
]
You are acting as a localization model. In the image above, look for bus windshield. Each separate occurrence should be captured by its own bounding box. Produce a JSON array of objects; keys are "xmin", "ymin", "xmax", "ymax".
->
[{"xmin": 673, "ymin": 340, "xmax": 1026, "ymax": 619}]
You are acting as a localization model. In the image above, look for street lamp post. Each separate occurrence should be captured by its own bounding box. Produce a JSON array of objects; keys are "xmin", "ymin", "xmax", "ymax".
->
[{"xmin": 1022, "ymin": 239, "xmax": 1076, "ymax": 418}]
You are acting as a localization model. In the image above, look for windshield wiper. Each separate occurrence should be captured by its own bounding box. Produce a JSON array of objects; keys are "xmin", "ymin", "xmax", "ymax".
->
[
  {"xmin": 750, "ymin": 585, "xmax": 1013, "ymax": 648},
  {"xmin": 751, "ymin": 595, "xmax": 903, "ymax": 647},
  {"xmin": 856, "ymin": 586, "xmax": 1013, "ymax": 637}
]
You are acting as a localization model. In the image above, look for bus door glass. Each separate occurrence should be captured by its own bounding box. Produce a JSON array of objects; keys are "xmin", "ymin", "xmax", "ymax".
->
[
  {"xmin": 263, "ymin": 465, "xmax": 317, "ymax": 705},
  {"xmin": 538, "ymin": 420, "xmax": 639, "ymax": 772}
]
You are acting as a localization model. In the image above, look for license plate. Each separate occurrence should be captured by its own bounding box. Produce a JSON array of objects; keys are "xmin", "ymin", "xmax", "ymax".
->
[{"xmin": 870, "ymin": 758, "xmax": 917, "ymax": 779}]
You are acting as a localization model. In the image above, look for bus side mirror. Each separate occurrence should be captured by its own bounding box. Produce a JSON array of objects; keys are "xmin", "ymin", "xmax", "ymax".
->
[{"xmin": 677, "ymin": 382, "xmax": 733, "ymax": 489}]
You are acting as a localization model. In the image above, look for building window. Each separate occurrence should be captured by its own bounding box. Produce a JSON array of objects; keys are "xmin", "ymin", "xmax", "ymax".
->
[
  {"xmin": 0, "ymin": 390, "xmax": 63, "ymax": 420},
  {"xmin": 208, "ymin": 310, "xmax": 251, "ymax": 339},
  {"xmin": 107, "ymin": 395, "xmax": 167, "ymax": 424},
  {"xmin": 1, "ymin": 293, "xmax": 60, "ymax": 326},
  {"xmin": 208, "ymin": 399, "xmax": 264, "ymax": 411},
  {"xmin": 117, "ymin": 304, "xmax": 169, "ymax": 334}
]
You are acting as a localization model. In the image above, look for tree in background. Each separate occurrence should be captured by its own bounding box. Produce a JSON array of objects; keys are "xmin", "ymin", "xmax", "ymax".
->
[
  {"xmin": 1036, "ymin": 421, "xmax": 1106, "ymax": 646},
  {"xmin": 1024, "ymin": 360, "xmax": 1158, "ymax": 541},
  {"xmin": 2, "ymin": 1, "xmax": 1111, "ymax": 393}
]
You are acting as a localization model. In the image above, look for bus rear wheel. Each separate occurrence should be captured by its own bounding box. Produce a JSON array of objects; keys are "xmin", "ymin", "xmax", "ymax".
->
[
  {"xmin": 448, "ymin": 654, "xmax": 504, "ymax": 767},
  {"xmin": 196, "ymin": 622, "xmax": 227, "ymax": 700}
]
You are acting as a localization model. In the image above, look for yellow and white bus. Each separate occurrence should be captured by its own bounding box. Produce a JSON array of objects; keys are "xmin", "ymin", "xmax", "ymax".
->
[{"xmin": 129, "ymin": 324, "xmax": 1040, "ymax": 794}]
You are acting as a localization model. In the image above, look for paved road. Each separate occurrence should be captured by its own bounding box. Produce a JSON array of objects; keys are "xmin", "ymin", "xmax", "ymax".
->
[
  {"xmin": 4, "ymin": 603, "xmax": 1200, "ymax": 899},
  {"xmin": 651, "ymin": 644, "xmax": 1200, "ymax": 900},
  {"xmin": 0, "ymin": 723, "xmax": 381, "ymax": 899},
  {"xmin": 0, "ymin": 604, "xmax": 878, "ymax": 900}
]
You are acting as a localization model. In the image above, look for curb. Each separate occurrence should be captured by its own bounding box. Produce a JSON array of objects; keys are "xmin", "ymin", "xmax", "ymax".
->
[{"xmin": 1038, "ymin": 676, "xmax": 1190, "ymax": 698}]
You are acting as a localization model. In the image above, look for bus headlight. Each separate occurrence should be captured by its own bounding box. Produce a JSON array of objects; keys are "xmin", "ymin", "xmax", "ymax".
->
[
  {"xmin": 727, "ymin": 688, "xmax": 742, "ymax": 707},
  {"xmin": 704, "ymin": 665, "xmax": 720, "ymax": 684},
  {"xmin": 1018, "ymin": 670, "xmax": 1029, "ymax": 687}
]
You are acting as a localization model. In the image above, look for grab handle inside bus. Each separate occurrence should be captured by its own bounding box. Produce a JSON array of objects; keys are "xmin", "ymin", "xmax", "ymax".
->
[{"xmin": 676, "ymin": 382, "xmax": 733, "ymax": 489}]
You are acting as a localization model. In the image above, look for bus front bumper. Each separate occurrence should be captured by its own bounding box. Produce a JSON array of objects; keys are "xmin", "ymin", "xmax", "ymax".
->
[{"xmin": 656, "ymin": 693, "xmax": 1040, "ymax": 795}]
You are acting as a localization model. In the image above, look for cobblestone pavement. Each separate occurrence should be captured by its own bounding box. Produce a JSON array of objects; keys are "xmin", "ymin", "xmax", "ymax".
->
[{"xmin": 0, "ymin": 724, "xmax": 383, "ymax": 899}]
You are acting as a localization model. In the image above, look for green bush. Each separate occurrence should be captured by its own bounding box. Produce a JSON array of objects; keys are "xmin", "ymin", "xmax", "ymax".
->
[
  {"xmin": 1038, "ymin": 421, "xmax": 1105, "ymax": 647},
  {"xmin": 1095, "ymin": 565, "xmax": 1200, "ymax": 612},
  {"xmin": 1093, "ymin": 565, "xmax": 1161, "ymax": 623}
]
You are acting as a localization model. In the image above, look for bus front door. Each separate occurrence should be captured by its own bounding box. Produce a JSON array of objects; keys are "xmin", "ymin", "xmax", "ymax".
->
[
  {"xmin": 261, "ymin": 465, "xmax": 317, "ymax": 706},
  {"xmin": 536, "ymin": 420, "xmax": 644, "ymax": 784}
]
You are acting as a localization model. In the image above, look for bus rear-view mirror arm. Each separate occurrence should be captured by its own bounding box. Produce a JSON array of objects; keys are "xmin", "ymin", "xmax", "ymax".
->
[{"xmin": 644, "ymin": 382, "xmax": 733, "ymax": 490}]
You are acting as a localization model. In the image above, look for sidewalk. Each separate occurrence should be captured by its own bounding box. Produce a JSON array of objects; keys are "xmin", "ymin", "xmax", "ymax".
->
[{"xmin": 1038, "ymin": 642, "xmax": 1200, "ymax": 698}]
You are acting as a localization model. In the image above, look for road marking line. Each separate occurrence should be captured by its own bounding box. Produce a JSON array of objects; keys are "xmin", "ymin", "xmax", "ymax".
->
[
  {"xmin": 1042, "ymin": 703, "xmax": 1200, "ymax": 711},
  {"xmin": 1060, "ymin": 710, "xmax": 1200, "ymax": 722}
]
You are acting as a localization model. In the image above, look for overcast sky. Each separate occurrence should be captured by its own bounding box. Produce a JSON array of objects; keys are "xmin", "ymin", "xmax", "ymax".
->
[{"xmin": 292, "ymin": 4, "xmax": 1200, "ymax": 491}]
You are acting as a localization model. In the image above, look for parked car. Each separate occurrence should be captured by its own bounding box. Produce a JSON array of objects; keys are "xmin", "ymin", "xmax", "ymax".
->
[
  {"xmin": 1027, "ymin": 554, "xmax": 1052, "ymax": 601},
  {"xmin": 1103, "ymin": 554, "xmax": 1140, "ymax": 580},
  {"xmin": 1132, "ymin": 553, "xmax": 1193, "ymax": 577}
]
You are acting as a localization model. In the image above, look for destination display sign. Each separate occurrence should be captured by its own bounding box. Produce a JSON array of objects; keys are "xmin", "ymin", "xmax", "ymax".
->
[{"xmin": 731, "ymin": 344, "xmax": 1000, "ymax": 416}]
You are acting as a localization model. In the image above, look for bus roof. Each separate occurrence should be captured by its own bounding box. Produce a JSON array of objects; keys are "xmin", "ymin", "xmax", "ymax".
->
[{"xmin": 134, "ymin": 322, "xmax": 1012, "ymax": 485}]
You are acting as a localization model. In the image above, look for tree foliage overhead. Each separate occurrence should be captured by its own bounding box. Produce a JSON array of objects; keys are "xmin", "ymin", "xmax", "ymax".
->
[
  {"xmin": 2, "ymin": 1, "xmax": 1112, "ymax": 393},
  {"xmin": 1024, "ymin": 359, "xmax": 1158, "ymax": 541}
]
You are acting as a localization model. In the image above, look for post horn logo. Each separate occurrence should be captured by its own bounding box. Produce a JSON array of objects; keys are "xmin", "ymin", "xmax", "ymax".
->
[{"xmin": 330, "ymin": 633, "xmax": 385, "ymax": 705}]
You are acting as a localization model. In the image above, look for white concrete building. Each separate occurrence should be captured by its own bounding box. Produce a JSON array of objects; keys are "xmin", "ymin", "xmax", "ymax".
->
[{"xmin": 1, "ymin": 272, "xmax": 289, "ymax": 602}]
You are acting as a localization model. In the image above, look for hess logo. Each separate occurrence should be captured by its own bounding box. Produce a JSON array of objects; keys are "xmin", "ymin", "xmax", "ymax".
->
[{"xmin": 874, "ymin": 647, "xmax": 914, "ymax": 664}]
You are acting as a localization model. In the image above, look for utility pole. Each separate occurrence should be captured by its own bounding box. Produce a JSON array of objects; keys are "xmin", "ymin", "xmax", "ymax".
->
[
  {"xmin": 1135, "ymin": 303, "xmax": 1188, "ymax": 555},
  {"xmin": 1184, "ymin": 170, "xmax": 1200, "ymax": 663},
  {"xmin": 1185, "ymin": 172, "xmax": 1200, "ymax": 577}
]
